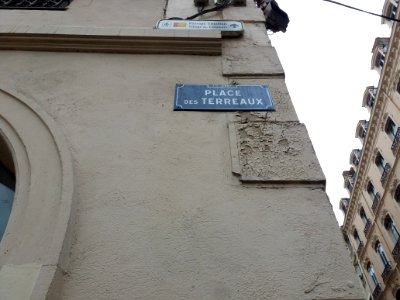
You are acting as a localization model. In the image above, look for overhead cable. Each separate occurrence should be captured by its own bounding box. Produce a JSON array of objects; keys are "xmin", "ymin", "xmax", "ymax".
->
[{"xmin": 323, "ymin": 0, "xmax": 400, "ymax": 22}]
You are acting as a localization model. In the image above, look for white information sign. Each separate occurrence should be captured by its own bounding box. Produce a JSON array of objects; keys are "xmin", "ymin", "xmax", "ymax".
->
[{"xmin": 156, "ymin": 20, "xmax": 244, "ymax": 37}]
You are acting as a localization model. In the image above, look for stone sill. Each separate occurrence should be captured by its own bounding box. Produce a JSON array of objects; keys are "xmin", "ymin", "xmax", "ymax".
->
[{"xmin": 0, "ymin": 25, "xmax": 221, "ymax": 55}]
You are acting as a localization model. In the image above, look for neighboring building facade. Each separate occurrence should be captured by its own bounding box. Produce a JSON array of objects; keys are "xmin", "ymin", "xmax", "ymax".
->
[
  {"xmin": 0, "ymin": 1, "xmax": 364, "ymax": 299},
  {"xmin": 340, "ymin": 1, "xmax": 400, "ymax": 299}
]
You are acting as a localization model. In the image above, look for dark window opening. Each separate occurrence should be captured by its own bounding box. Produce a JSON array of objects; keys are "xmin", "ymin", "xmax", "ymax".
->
[
  {"xmin": 360, "ymin": 207, "xmax": 367, "ymax": 223},
  {"xmin": 375, "ymin": 152, "xmax": 384, "ymax": 168},
  {"xmin": 366, "ymin": 262, "xmax": 379, "ymax": 287},
  {"xmin": 374, "ymin": 240, "xmax": 390, "ymax": 267},
  {"xmin": 385, "ymin": 117, "xmax": 397, "ymax": 137},
  {"xmin": 367, "ymin": 181, "xmax": 375, "ymax": 194},
  {"xmin": 397, "ymin": 79, "xmax": 400, "ymax": 94},
  {"xmin": 395, "ymin": 184, "xmax": 400, "ymax": 202},
  {"xmin": 384, "ymin": 215, "xmax": 400, "ymax": 243},
  {"xmin": 353, "ymin": 229, "xmax": 361, "ymax": 245}
]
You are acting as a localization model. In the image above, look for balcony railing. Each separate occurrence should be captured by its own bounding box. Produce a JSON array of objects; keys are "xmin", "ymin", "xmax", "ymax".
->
[
  {"xmin": 382, "ymin": 263, "xmax": 393, "ymax": 283},
  {"xmin": 366, "ymin": 88, "xmax": 377, "ymax": 109},
  {"xmin": 357, "ymin": 241, "xmax": 364, "ymax": 256},
  {"xmin": 0, "ymin": 0, "xmax": 73, "ymax": 9},
  {"xmin": 339, "ymin": 198, "xmax": 349, "ymax": 215},
  {"xmin": 363, "ymin": 219, "xmax": 372, "ymax": 237},
  {"xmin": 392, "ymin": 238, "xmax": 400, "ymax": 261},
  {"xmin": 345, "ymin": 178, "xmax": 355, "ymax": 193},
  {"xmin": 380, "ymin": 163, "xmax": 391, "ymax": 186},
  {"xmin": 372, "ymin": 193, "xmax": 381, "ymax": 213},
  {"xmin": 372, "ymin": 283, "xmax": 382, "ymax": 299},
  {"xmin": 391, "ymin": 127, "xmax": 400, "ymax": 154}
]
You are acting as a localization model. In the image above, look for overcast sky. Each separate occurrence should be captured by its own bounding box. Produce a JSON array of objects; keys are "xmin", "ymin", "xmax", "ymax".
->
[{"xmin": 269, "ymin": 0, "xmax": 391, "ymax": 224}]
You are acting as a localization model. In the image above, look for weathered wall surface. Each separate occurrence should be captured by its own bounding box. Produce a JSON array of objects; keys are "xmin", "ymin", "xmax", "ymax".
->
[{"xmin": 0, "ymin": 1, "xmax": 365, "ymax": 299}]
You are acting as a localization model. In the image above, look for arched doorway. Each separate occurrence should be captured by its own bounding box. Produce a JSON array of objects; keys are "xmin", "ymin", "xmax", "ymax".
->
[
  {"xmin": 0, "ymin": 87, "xmax": 75, "ymax": 299},
  {"xmin": 0, "ymin": 135, "xmax": 15, "ymax": 241}
]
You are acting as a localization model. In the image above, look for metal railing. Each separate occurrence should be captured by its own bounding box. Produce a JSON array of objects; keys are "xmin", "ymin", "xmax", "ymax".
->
[
  {"xmin": 382, "ymin": 263, "xmax": 393, "ymax": 283},
  {"xmin": 392, "ymin": 238, "xmax": 400, "ymax": 261},
  {"xmin": 372, "ymin": 193, "xmax": 381, "ymax": 213},
  {"xmin": 363, "ymin": 219, "xmax": 372, "ymax": 237},
  {"xmin": 345, "ymin": 178, "xmax": 354, "ymax": 193},
  {"xmin": 391, "ymin": 127, "xmax": 400, "ymax": 154},
  {"xmin": 0, "ymin": 0, "xmax": 72, "ymax": 9},
  {"xmin": 357, "ymin": 241, "xmax": 364, "ymax": 256},
  {"xmin": 380, "ymin": 163, "xmax": 391, "ymax": 186},
  {"xmin": 372, "ymin": 283, "xmax": 382, "ymax": 299}
]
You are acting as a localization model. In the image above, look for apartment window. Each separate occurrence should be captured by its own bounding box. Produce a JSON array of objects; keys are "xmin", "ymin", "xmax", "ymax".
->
[
  {"xmin": 360, "ymin": 208, "xmax": 370, "ymax": 228},
  {"xmin": 367, "ymin": 261, "xmax": 383, "ymax": 298},
  {"xmin": 397, "ymin": 79, "xmax": 400, "ymax": 94},
  {"xmin": 385, "ymin": 117, "xmax": 397, "ymax": 139},
  {"xmin": 375, "ymin": 152, "xmax": 386, "ymax": 170},
  {"xmin": 394, "ymin": 184, "xmax": 400, "ymax": 202},
  {"xmin": 367, "ymin": 181, "xmax": 375, "ymax": 195},
  {"xmin": 354, "ymin": 263, "xmax": 366, "ymax": 286},
  {"xmin": 375, "ymin": 241, "xmax": 390, "ymax": 267},
  {"xmin": 360, "ymin": 208, "xmax": 367, "ymax": 222},
  {"xmin": 366, "ymin": 262, "xmax": 379, "ymax": 287},
  {"xmin": 384, "ymin": 215, "xmax": 400, "ymax": 243},
  {"xmin": 361, "ymin": 207, "xmax": 372, "ymax": 237},
  {"xmin": 353, "ymin": 229, "xmax": 361, "ymax": 245},
  {"xmin": 0, "ymin": 0, "xmax": 73, "ymax": 9},
  {"xmin": 367, "ymin": 181, "xmax": 379, "ymax": 201},
  {"xmin": 375, "ymin": 240, "xmax": 393, "ymax": 283},
  {"xmin": 375, "ymin": 151, "xmax": 391, "ymax": 185},
  {"xmin": 367, "ymin": 180, "xmax": 381, "ymax": 213},
  {"xmin": 390, "ymin": 2, "xmax": 398, "ymax": 19},
  {"xmin": 353, "ymin": 229, "xmax": 364, "ymax": 256}
]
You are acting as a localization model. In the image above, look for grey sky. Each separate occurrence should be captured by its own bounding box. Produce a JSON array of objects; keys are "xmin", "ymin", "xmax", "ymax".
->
[{"xmin": 269, "ymin": 0, "xmax": 390, "ymax": 224}]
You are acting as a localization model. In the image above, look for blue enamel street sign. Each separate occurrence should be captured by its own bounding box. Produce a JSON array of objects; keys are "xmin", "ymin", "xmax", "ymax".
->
[{"xmin": 174, "ymin": 84, "xmax": 275, "ymax": 111}]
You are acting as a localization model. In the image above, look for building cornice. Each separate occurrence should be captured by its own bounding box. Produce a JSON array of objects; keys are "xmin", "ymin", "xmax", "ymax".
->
[
  {"xmin": 0, "ymin": 25, "xmax": 221, "ymax": 55},
  {"xmin": 343, "ymin": 20, "xmax": 400, "ymax": 233}
]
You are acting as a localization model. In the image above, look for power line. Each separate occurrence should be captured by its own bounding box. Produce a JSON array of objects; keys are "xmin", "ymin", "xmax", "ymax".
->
[{"xmin": 323, "ymin": 0, "xmax": 400, "ymax": 22}]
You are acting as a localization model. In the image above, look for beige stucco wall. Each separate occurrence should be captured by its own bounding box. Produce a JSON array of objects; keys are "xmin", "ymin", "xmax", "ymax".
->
[{"xmin": 0, "ymin": 1, "xmax": 366, "ymax": 299}]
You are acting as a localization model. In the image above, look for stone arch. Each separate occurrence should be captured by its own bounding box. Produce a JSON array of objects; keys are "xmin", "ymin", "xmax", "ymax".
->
[{"xmin": 0, "ymin": 87, "xmax": 75, "ymax": 300}]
